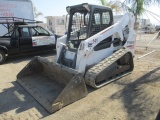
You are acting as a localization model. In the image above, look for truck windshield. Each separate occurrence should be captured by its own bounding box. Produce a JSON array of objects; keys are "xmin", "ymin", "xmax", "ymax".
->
[{"xmin": 68, "ymin": 11, "xmax": 90, "ymax": 49}]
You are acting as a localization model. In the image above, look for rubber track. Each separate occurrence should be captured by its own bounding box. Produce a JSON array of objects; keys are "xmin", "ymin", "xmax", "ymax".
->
[{"xmin": 85, "ymin": 49, "xmax": 131, "ymax": 88}]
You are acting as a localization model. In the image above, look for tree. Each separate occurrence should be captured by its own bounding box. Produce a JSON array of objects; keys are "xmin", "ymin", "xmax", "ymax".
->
[
  {"xmin": 125, "ymin": 0, "xmax": 160, "ymax": 28},
  {"xmin": 99, "ymin": 0, "xmax": 121, "ymax": 13},
  {"xmin": 126, "ymin": 0, "xmax": 160, "ymax": 15},
  {"xmin": 34, "ymin": 6, "xmax": 43, "ymax": 18}
]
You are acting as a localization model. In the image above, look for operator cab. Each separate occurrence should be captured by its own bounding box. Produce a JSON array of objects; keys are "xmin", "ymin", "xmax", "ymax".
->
[
  {"xmin": 66, "ymin": 3, "xmax": 113, "ymax": 50},
  {"xmin": 58, "ymin": 3, "xmax": 113, "ymax": 68}
]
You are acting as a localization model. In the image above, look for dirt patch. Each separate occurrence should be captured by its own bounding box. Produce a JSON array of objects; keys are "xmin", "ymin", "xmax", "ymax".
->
[{"xmin": 135, "ymin": 49, "xmax": 145, "ymax": 55}]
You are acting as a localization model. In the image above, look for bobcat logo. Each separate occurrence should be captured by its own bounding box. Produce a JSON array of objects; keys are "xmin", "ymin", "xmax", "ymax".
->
[{"xmin": 88, "ymin": 43, "xmax": 93, "ymax": 47}]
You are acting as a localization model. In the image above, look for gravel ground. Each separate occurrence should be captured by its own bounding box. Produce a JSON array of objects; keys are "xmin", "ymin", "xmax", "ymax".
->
[{"xmin": 0, "ymin": 34, "xmax": 160, "ymax": 120}]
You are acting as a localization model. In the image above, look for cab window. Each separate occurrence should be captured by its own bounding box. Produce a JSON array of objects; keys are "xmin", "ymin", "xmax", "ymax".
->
[
  {"xmin": 90, "ymin": 9, "xmax": 112, "ymax": 37},
  {"xmin": 102, "ymin": 12, "xmax": 110, "ymax": 24},
  {"xmin": 21, "ymin": 28, "xmax": 30, "ymax": 37},
  {"xmin": 30, "ymin": 28, "xmax": 37, "ymax": 36},
  {"xmin": 32, "ymin": 26, "xmax": 49, "ymax": 36},
  {"xmin": 94, "ymin": 13, "xmax": 100, "ymax": 25}
]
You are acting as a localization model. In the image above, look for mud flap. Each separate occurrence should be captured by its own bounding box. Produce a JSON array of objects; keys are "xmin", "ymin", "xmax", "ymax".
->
[{"xmin": 17, "ymin": 56, "xmax": 88, "ymax": 113}]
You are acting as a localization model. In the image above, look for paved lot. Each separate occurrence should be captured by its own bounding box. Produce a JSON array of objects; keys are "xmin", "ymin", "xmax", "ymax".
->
[{"xmin": 0, "ymin": 34, "xmax": 160, "ymax": 120}]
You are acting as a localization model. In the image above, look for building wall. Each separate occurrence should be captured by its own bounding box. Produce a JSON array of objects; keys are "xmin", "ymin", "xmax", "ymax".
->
[
  {"xmin": 37, "ymin": 23, "xmax": 47, "ymax": 29},
  {"xmin": 137, "ymin": 18, "xmax": 151, "ymax": 28},
  {"xmin": 46, "ymin": 16, "xmax": 67, "ymax": 35}
]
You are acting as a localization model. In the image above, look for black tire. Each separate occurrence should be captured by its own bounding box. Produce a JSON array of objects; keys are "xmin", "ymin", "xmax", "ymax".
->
[{"xmin": 0, "ymin": 50, "xmax": 6, "ymax": 65}]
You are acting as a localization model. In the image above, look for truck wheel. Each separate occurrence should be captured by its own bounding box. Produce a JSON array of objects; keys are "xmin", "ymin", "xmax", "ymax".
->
[{"xmin": 0, "ymin": 50, "xmax": 6, "ymax": 64}]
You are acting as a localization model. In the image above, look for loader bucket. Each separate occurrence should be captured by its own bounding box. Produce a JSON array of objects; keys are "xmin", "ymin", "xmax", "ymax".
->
[{"xmin": 17, "ymin": 56, "xmax": 88, "ymax": 113}]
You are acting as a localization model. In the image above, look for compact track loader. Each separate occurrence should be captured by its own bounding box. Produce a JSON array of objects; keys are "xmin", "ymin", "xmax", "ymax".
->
[{"xmin": 17, "ymin": 3, "xmax": 136, "ymax": 113}]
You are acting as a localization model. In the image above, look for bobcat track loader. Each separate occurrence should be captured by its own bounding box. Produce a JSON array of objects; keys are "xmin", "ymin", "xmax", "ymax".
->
[{"xmin": 17, "ymin": 3, "xmax": 136, "ymax": 113}]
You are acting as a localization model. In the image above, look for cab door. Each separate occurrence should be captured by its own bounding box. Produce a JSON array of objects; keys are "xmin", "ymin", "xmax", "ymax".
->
[
  {"xmin": 19, "ymin": 27, "xmax": 34, "ymax": 53},
  {"xmin": 30, "ymin": 26, "xmax": 55, "ymax": 51},
  {"xmin": 8, "ymin": 28, "xmax": 21, "ymax": 55}
]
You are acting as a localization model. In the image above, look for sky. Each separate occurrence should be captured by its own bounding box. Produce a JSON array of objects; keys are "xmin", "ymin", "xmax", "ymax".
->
[
  {"xmin": 32, "ymin": 0, "xmax": 160, "ymax": 25},
  {"xmin": 32, "ymin": 0, "xmax": 99, "ymax": 22}
]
